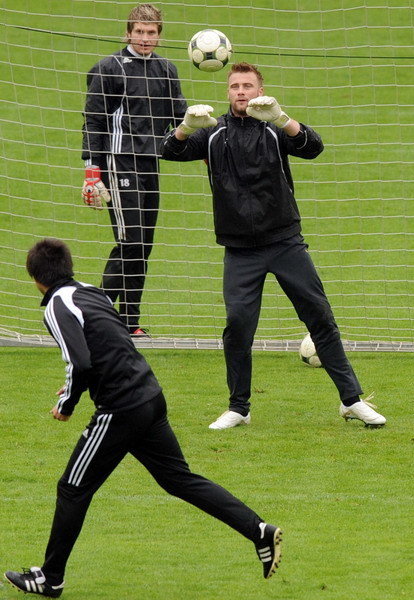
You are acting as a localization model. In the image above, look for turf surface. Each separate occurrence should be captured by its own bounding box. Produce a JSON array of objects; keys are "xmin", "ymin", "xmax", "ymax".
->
[{"xmin": 0, "ymin": 347, "xmax": 412, "ymax": 599}]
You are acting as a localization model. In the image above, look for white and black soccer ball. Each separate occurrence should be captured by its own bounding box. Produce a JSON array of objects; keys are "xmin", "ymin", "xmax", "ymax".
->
[
  {"xmin": 299, "ymin": 333, "xmax": 322, "ymax": 368},
  {"xmin": 188, "ymin": 29, "xmax": 232, "ymax": 72}
]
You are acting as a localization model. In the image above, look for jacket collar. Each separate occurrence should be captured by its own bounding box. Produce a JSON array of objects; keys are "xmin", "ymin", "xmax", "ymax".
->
[
  {"xmin": 226, "ymin": 109, "xmax": 259, "ymax": 127},
  {"xmin": 124, "ymin": 45, "xmax": 160, "ymax": 60},
  {"xmin": 41, "ymin": 278, "xmax": 76, "ymax": 307}
]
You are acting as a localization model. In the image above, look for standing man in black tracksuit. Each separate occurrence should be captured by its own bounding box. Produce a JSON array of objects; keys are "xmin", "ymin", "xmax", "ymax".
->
[
  {"xmin": 161, "ymin": 62, "xmax": 386, "ymax": 430},
  {"xmin": 81, "ymin": 4, "xmax": 187, "ymax": 336},
  {"xmin": 4, "ymin": 238, "xmax": 282, "ymax": 598}
]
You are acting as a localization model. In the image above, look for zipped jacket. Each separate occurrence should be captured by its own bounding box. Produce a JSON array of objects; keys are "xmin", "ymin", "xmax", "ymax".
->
[
  {"xmin": 41, "ymin": 279, "xmax": 161, "ymax": 415},
  {"xmin": 161, "ymin": 112, "xmax": 323, "ymax": 247},
  {"xmin": 82, "ymin": 47, "xmax": 187, "ymax": 162}
]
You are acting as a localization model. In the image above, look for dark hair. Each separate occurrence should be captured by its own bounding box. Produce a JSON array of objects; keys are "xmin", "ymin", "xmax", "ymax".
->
[
  {"xmin": 26, "ymin": 238, "xmax": 74, "ymax": 287},
  {"xmin": 228, "ymin": 62, "xmax": 264, "ymax": 87}
]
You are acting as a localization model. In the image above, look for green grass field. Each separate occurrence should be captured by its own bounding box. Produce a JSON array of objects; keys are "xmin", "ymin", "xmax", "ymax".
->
[{"xmin": 0, "ymin": 347, "xmax": 413, "ymax": 599}]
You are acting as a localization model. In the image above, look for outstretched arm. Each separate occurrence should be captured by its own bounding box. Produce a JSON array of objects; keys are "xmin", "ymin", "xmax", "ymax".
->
[
  {"xmin": 162, "ymin": 105, "xmax": 217, "ymax": 162},
  {"xmin": 247, "ymin": 95, "xmax": 323, "ymax": 158},
  {"xmin": 175, "ymin": 104, "xmax": 217, "ymax": 140},
  {"xmin": 246, "ymin": 96, "xmax": 300, "ymax": 136}
]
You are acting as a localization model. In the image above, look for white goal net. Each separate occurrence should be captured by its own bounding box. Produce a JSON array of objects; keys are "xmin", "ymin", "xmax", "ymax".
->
[{"xmin": 0, "ymin": 1, "xmax": 413, "ymax": 351}]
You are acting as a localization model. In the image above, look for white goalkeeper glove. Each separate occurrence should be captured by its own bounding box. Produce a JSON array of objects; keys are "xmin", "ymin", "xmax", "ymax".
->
[
  {"xmin": 246, "ymin": 96, "xmax": 291, "ymax": 128},
  {"xmin": 178, "ymin": 105, "xmax": 217, "ymax": 136},
  {"xmin": 82, "ymin": 165, "xmax": 110, "ymax": 209}
]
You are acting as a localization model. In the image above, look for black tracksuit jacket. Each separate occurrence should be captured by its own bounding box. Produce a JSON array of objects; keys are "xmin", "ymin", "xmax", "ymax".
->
[
  {"xmin": 41, "ymin": 279, "xmax": 161, "ymax": 415},
  {"xmin": 161, "ymin": 112, "xmax": 324, "ymax": 247},
  {"xmin": 81, "ymin": 46, "xmax": 187, "ymax": 162}
]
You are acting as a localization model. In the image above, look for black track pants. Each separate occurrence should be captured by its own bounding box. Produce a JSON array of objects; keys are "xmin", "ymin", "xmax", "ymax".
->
[
  {"xmin": 222, "ymin": 235, "xmax": 363, "ymax": 414},
  {"xmin": 41, "ymin": 394, "xmax": 263, "ymax": 584},
  {"xmin": 100, "ymin": 154, "xmax": 159, "ymax": 331}
]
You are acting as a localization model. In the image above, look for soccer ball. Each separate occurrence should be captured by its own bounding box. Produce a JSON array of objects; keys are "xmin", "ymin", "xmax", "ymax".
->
[
  {"xmin": 299, "ymin": 333, "xmax": 322, "ymax": 368},
  {"xmin": 188, "ymin": 29, "xmax": 232, "ymax": 72}
]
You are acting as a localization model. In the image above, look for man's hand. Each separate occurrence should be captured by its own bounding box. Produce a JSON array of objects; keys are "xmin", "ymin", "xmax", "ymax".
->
[
  {"xmin": 50, "ymin": 404, "xmax": 71, "ymax": 421},
  {"xmin": 82, "ymin": 165, "xmax": 111, "ymax": 209},
  {"xmin": 178, "ymin": 105, "xmax": 217, "ymax": 136},
  {"xmin": 246, "ymin": 96, "xmax": 291, "ymax": 128}
]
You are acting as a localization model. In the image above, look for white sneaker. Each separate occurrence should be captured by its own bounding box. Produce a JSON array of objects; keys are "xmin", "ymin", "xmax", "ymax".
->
[
  {"xmin": 339, "ymin": 394, "xmax": 386, "ymax": 426},
  {"xmin": 209, "ymin": 410, "xmax": 251, "ymax": 430}
]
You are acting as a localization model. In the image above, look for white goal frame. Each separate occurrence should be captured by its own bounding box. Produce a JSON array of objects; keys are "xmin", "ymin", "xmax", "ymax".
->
[{"xmin": 1, "ymin": 2, "xmax": 413, "ymax": 351}]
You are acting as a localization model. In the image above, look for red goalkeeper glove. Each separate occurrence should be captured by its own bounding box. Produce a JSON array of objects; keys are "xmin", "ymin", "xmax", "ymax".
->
[{"xmin": 82, "ymin": 165, "xmax": 110, "ymax": 209}]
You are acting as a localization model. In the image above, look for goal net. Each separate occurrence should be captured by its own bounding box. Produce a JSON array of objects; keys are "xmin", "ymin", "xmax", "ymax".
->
[{"xmin": 1, "ymin": 1, "xmax": 413, "ymax": 351}]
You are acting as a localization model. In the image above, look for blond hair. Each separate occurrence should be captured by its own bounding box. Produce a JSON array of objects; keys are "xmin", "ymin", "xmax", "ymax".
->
[{"xmin": 126, "ymin": 3, "xmax": 163, "ymax": 38}]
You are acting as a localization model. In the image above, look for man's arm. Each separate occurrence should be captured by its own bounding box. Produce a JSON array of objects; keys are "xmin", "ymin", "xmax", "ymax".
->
[
  {"xmin": 81, "ymin": 61, "xmax": 118, "ymax": 163},
  {"xmin": 246, "ymin": 96, "xmax": 323, "ymax": 159},
  {"xmin": 174, "ymin": 126, "xmax": 190, "ymax": 142},
  {"xmin": 82, "ymin": 68, "xmax": 106, "ymax": 162},
  {"xmin": 167, "ymin": 62, "xmax": 188, "ymax": 128},
  {"xmin": 161, "ymin": 104, "xmax": 217, "ymax": 161},
  {"xmin": 50, "ymin": 404, "xmax": 71, "ymax": 422},
  {"xmin": 44, "ymin": 294, "xmax": 92, "ymax": 416},
  {"xmin": 81, "ymin": 62, "xmax": 115, "ymax": 207},
  {"xmin": 281, "ymin": 119, "xmax": 301, "ymax": 137},
  {"xmin": 281, "ymin": 124, "xmax": 324, "ymax": 159}
]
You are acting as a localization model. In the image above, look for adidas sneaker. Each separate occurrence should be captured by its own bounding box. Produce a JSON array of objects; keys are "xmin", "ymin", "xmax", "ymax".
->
[
  {"xmin": 4, "ymin": 567, "xmax": 64, "ymax": 598},
  {"xmin": 255, "ymin": 523, "xmax": 283, "ymax": 579}
]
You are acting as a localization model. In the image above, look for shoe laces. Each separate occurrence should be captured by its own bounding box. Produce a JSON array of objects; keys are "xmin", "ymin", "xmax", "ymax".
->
[
  {"xmin": 361, "ymin": 391, "xmax": 377, "ymax": 409},
  {"xmin": 22, "ymin": 567, "xmax": 45, "ymax": 584}
]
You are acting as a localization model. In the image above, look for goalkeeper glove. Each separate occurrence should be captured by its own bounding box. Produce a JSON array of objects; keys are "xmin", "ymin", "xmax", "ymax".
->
[
  {"xmin": 246, "ymin": 96, "xmax": 291, "ymax": 128},
  {"xmin": 82, "ymin": 165, "xmax": 110, "ymax": 209},
  {"xmin": 178, "ymin": 105, "xmax": 217, "ymax": 136}
]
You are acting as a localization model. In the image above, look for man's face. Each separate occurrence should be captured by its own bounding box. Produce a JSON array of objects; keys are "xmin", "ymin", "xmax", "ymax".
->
[
  {"xmin": 227, "ymin": 71, "xmax": 263, "ymax": 117},
  {"xmin": 128, "ymin": 21, "xmax": 160, "ymax": 55}
]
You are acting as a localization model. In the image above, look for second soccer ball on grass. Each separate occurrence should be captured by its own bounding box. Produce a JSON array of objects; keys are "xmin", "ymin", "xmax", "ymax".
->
[
  {"xmin": 299, "ymin": 333, "xmax": 322, "ymax": 368},
  {"xmin": 188, "ymin": 29, "xmax": 232, "ymax": 72}
]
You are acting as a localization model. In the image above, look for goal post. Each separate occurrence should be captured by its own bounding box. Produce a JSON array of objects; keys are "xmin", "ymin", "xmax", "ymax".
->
[{"xmin": 0, "ymin": 1, "xmax": 413, "ymax": 351}]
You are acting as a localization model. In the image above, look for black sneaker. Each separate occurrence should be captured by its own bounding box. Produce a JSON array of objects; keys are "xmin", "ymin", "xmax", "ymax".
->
[
  {"xmin": 4, "ymin": 567, "xmax": 64, "ymax": 597},
  {"xmin": 255, "ymin": 523, "xmax": 283, "ymax": 579}
]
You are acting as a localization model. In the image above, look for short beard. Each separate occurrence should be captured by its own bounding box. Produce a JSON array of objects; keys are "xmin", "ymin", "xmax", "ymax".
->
[{"xmin": 231, "ymin": 106, "xmax": 247, "ymax": 118}]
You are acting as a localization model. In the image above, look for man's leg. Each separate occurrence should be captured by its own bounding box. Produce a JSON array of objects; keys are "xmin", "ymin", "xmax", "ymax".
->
[
  {"xmin": 100, "ymin": 154, "xmax": 146, "ymax": 332},
  {"xmin": 41, "ymin": 413, "xmax": 128, "ymax": 585},
  {"xmin": 268, "ymin": 236, "xmax": 363, "ymax": 401},
  {"xmin": 99, "ymin": 156, "xmax": 130, "ymax": 324},
  {"xmin": 219, "ymin": 247, "xmax": 267, "ymax": 420},
  {"xmin": 274, "ymin": 239, "xmax": 386, "ymax": 425},
  {"xmin": 129, "ymin": 393, "xmax": 282, "ymax": 578},
  {"xmin": 101, "ymin": 245, "xmax": 123, "ymax": 302},
  {"xmin": 121, "ymin": 157, "xmax": 160, "ymax": 332},
  {"xmin": 139, "ymin": 157, "xmax": 160, "ymax": 263}
]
